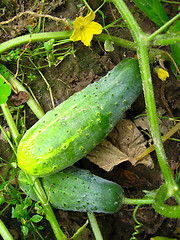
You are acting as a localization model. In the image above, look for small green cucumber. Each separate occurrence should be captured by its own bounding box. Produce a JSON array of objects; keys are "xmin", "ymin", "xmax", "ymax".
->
[
  {"xmin": 17, "ymin": 58, "xmax": 142, "ymax": 176},
  {"xmin": 18, "ymin": 166, "xmax": 124, "ymax": 213}
]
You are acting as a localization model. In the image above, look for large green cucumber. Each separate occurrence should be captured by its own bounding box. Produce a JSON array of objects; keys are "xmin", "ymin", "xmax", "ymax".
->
[
  {"xmin": 17, "ymin": 58, "xmax": 142, "ymax": 176},
  {"xmin": 19, "ymin": 166, "xmax": 124, "ymax": 213}
]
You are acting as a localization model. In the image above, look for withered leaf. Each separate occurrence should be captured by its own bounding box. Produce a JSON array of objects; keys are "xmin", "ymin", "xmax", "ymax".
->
[
  {"xmin": 11, "ymin": 91, "xmax": 29, "ymax": 106},
  {"xmin": 86, "ymin": 119, "xmax": 154, "ymax": 172}
]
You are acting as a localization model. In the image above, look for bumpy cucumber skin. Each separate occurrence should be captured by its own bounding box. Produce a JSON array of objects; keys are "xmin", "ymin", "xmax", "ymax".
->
[
  {"xmin": 19, "ymin": 167, "xmax": 124, "ymax": 213},
  {"xmin": 17, "ymin": 58, "xmax": 142, "ymax": 176}
]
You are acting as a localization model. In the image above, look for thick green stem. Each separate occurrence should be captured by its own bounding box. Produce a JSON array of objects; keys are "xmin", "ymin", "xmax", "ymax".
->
[
  {"xmin": 112, "ymin": 0, "xmax": 176, "ymax": 188},
  {"xmin": 1, "ymin": 103, "xmax": 20, "ymax": 145},
  {"xmin": 0, "ymin": 30, "xmax": 72, "ymax": 55},
  {"xmin": 27, "ymin": 175, "xmax": 67, "ymax": 240},
  {"xmin": 137, "ymin": 39, "xmax": 175, "ymax": 186},
  {"xmin": 1, "ymin": 103, "xmax": 66, "ymax": 239},
  {"xmin": 112, "ymin": 0, "xmax": 144, "ymax": 43},
  {"xmin": 87, "ymin": 213, "xmax": 103, "ymax": 240},
  {"xmin": 152, "ymin": 31, "xmax": 180, "ymax": 46},
  {"xmin": 7, "ymin": 73, "xmax": 45, "ymax": 119},
  {"xmin": 148, "ymin": 13, "xmax": 180, "ymax": 42},
  {"xmin": 0, "ymin": 219, "xmax": 14, "ymax": 240},
  {"xmin": 122, "ymin": 197, "xmax": 154, "ymax": 205},
  {"xmin": 96, "ymin": 33, "xmax": 136, "ymax": 50}
]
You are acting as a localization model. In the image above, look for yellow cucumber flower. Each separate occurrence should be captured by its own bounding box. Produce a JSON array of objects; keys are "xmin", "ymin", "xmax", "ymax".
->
[
  {"xmin": 70, "ymin": 11, "xmax": 103, "ymax": 46},
  {"xmin": 156, "ymin": 67, "xmax": 169, "ymax": 81}
]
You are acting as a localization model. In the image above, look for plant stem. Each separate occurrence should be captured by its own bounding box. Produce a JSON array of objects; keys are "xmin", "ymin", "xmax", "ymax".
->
[
  {"xmin": 87, "ymin": 213, "xmax": 103, "ymax": 240},
  {"xmin": 148, "ymin": 13, "xmax": 180, "ymax": 42},
  {"xmin": 112, "ymin": 0, "xmax": 178, "ymax": 189},
  {"xmin": 136, "ymin": 121, "xmax": 180, "ymax": 161},
  {"xmin": 96, "ymin": 33, "xmax": 136, "ymax": 50},
  {"xmin": 1, "ymin": 103, "xmax": 20, "ymax": 145},
  {"xmin": 1, "ymin": 103, "xmax": 66, "ymax": 239},
  {"xmin": 7, "ymin": 73, "xmax": 45, "ymax": 119},
  {"xmin": 152, "ymin": 31, "xmax": 180, "ymax": 46},
  {"xmin": 27, "ymin": 175, "xmax": 67, "ymax": 240},
  {"xmin": 0, "ymin": 219, "xmax": 14, "ymax": 240},
  {"xmin": 0, "ymin": 30, "xmax": 72, "ymax": 55},
  {"xmin": 122, "ymin": 198, "xmax": 154, "ymax": 205}
]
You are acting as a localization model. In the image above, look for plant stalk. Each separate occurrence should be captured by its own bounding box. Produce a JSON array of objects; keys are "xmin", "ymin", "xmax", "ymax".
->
[
  {"xmin": 1, "ymin": 103, "xmax": 20, "ymax": 145},
  {"xmin": 147, "ymin": 13, "xmax": 180, "ymax": 42},
  {"xmin": 122, "ymin": 198, "xmax": 154, "ymax": 205},
  {"xmin": 27, "ymin": 175, "xmax": 67, "ymax": 240},
  {"xmin": 96, "ymin": 33, "xmax": 136, "ymax": 50},
  {"xmin": 112, "ymin": 0, "xmax": 177, "ymax": 188},
  {"xmin": 7, "ymin": 73, "xmax": 45, "ymax": 119},
  {"xmin": 0, "ymin": 30, "xmax": 72, "ymax": 55},
  {"xmin": 152, "ymin": 31, "xmax": 180, "ymax": 46},
  {"xmin": 0, "ymin": 219, "xmax": 14, "ymax": 240},
  {"xmin": 1, "ymin": 103, "xmax": 66, "ymax": 239},
  {"xmin": 87, "ymin": 213, "xmax": 103, "ymax": 240}
]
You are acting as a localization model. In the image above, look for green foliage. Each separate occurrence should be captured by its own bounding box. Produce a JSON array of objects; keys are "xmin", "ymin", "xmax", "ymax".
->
[
  {"xmin": 1, "ymin": 49, "xmax": 20, "ymax": 62},
  {"xmin": 168, "ymin": 21, "xmax": 180, "ymax": 79},
  {"xmin": 0, "ymin": 64, "xmax": 11, "ymax": 104},
  {"xmin": 132, "ymin": 0, "xmax": 169, "ymax": 27},
  {"xmin": 12, "ymin": 197, "xmax": 43, "ymax": 237},
  {"xmin": 104, "ymin": 39, "xmax": 114, "ymax": 52}
]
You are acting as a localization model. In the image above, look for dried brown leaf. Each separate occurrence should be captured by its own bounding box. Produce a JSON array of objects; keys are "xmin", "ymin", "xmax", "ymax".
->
[{"xmin": 86, "ymin": 119, "xmax": 154, "ymax": 172}]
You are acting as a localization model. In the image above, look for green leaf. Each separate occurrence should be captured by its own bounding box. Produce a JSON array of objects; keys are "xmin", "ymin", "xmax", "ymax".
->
[
  {"xmin": 132, "ymin": 0, "xmax": 169, "ymax": 27},
  {"xmin": 104, "ymin": 39, "xmax": 114, "ymax": 52},
  {"xmin": 0, "ymin": 64, "xmax": 10, "ymax": 79},
  {"xmin": 168, "ymin": 20, "xmax": 180, "ymax": 33},
  {"xmin": 71, "ymin": 220, "xmax": 89, "ymax": 240},
  {"xmin": 30, "ymin": 214, "xmax": 43, "ymax": 223},
  {"xmin": 12, "ymin": 205, "xmax": 23, "ymax": 219},
  {"xmin": 170, "ymin": 42, "xmax": 180, "ymax": 80},
  {"xmin": 0, "ymin": 64, "xmax": 11, "ymax": 104},
  {"xmin": 0, "ymin": 83, "xmax": 11, "ymax": 104},
  {"xmin": 44, "ymin": 39, "xmax": 55, "ymax": 53},
  {"xmin": 21, "ymin": 225, "xmax": 29, "ymax": 236}
]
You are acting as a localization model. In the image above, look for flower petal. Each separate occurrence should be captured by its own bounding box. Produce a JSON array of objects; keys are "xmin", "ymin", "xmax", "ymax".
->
[
  {"xmin": 86, "ymin": 21, "xmax": 103, "ymax": 35},
  {"xmin": 84, "ymin": 11, "xmax": 95, "ymax": 25},
  {"xmin": 73, "ymin": 16, "xmax": 85, "ymax": 29},
  {"xmin": 157, "ymin": 67, "xmax": 169, "ymax": 81},
  {"xmin": 81, "ymin": 29, "xmax": 93, "ymax": 46},
  {"xmin": 70, "ymin": 29, "xmax": 82, "ymax": 42}
]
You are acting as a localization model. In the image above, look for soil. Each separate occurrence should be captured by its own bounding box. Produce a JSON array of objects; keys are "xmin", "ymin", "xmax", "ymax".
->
[{"xmin": 0, "ymin": 0, "xmax": 180, "ymax": 240}]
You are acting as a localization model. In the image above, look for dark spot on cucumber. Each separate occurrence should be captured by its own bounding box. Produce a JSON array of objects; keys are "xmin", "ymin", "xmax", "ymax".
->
[
  {"xmin": 86, "ymin": 133, "xmax": 90, "ymax": 138},
  {"xmin": 48, "ymin": 147, "xmax": 52, "ymax": 152},
  {"xmin": 79, "ymin": 146, "xmax": 85, "ymax": 151}
]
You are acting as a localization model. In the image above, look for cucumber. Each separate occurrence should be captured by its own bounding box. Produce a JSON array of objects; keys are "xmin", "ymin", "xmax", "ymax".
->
[
  {"xmin": 17, "ymin": 58, "xmax": 142, "ymax": 176},
  {"xmin": 18, "ymin": 166, "xmax": 124, "ymax": 213}
]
